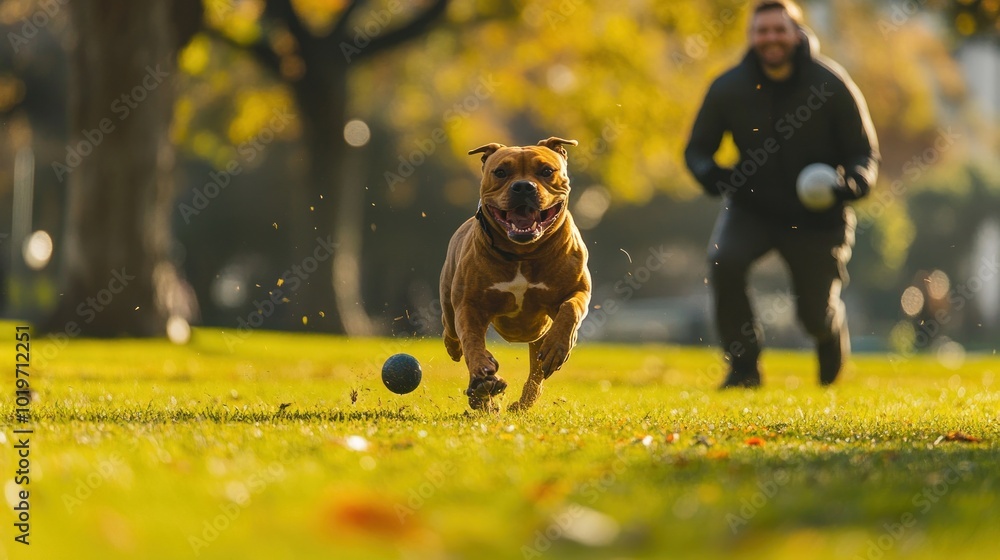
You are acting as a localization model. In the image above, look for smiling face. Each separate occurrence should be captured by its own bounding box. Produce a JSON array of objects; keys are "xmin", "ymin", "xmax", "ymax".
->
[
  {"xmin": 471, "ymin": 141, "xmax": 575, "ymax": 245},
  {"xmin": 750, "ymin": 7, "xmax": 801, "ymax": 79}
]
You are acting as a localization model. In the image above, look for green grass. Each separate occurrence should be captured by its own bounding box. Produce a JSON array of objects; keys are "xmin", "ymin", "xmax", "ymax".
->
[{"xmin": 1, "ymin": 323, "xmax": 998, "ymax": 560}]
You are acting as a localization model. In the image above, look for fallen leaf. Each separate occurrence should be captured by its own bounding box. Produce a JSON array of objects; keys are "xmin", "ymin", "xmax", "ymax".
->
[
  {"xmin": 744, "ymin": 437, "xmax": 766, "ymax": 447},
  {"xmin": 945, "ymin": 431, "xmax": 982, "ymax": 443},
  {"xmin": 526, "ymin": 478, "xmax": 564, "ymax": 504},
  {"xmin": 323, "ymin": 495, "xmax": 413, "ymax": 539}
]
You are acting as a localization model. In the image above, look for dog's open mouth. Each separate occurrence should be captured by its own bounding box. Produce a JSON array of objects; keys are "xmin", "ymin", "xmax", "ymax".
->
[{"xmin": 488, "ymin": 202, "xmax": 563, "ymax": 242}]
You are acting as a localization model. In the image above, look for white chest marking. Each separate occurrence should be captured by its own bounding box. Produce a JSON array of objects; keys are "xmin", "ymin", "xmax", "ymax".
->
[{"xmin": 488, "ymin": 265, "xmax": 548, "ymax": 315}]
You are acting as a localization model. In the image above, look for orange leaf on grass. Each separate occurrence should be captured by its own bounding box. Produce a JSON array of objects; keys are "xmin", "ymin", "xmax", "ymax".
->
[
  {"xmin": 526, "ymin": 478, "xmax": 565, "ymax": 504},
  {"xmin": 945, "ymin": 431, "xmax": 982, "ymax": 443},
  {"xmin": 744, "ymin": 437, "xmax": 766, "ymax": 447},
  {"xmin": 706, "ymin": 449, "xmax": 730, "ymax": 460},
  {"xmin": 322, "ymin": 494, "xmax": 416, "ymax": 540}
]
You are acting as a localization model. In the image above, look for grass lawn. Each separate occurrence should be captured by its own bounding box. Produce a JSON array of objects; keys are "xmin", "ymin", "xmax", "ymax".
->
[{"xmin": 1, "ymin": 322, "xmax": 998, "ymax": 559}]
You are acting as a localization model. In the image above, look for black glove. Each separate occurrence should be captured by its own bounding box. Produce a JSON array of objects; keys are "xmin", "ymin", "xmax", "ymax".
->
[{"xmin": 833, "ymin": 165, "xmax": 871, "ymax": 201}]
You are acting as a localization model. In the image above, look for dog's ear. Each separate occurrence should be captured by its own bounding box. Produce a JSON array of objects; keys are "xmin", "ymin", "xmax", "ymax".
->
[
  {"xmin": 537, "ymin": 137, "xmax": 579, "ymax": 160},
  {"xmin": 468, "ymin": 143, "xmax": 506, "ymax": 168}
]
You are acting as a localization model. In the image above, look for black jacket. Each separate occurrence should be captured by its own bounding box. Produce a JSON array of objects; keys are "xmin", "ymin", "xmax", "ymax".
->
[{"xmin": 685, "ymin": 30, "xmax": 880, "ymax": 228}]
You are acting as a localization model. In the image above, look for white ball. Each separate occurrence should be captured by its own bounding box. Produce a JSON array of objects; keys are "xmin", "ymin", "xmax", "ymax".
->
[{"xmin": 796, "ymin": 163, "xmax": 838, "ymax": 211}]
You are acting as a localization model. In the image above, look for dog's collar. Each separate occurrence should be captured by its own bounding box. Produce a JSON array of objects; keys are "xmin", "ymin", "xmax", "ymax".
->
[{"xmin": 476, "ymin": 201, "xmax": 524, "ymax": 262}]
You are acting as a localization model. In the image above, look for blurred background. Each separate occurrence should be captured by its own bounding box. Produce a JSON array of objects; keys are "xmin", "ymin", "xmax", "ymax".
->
[{"xmin": 0, "ymin": 0, "xmax": 997, "ymax": 362}]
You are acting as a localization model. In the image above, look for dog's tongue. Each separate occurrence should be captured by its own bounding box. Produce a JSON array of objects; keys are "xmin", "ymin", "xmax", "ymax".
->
[{"xmin": 509, "ymin": 206, "xmax": 539, "ymax": 229}]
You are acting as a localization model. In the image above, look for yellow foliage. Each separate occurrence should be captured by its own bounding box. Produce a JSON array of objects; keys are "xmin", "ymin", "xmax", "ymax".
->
[
  {"xmin": 188, "ymin": 0, "xmax": 965, "ymax": 214},
  {"xmin": 715, "ymin": 133, "xmax": 739, "ymax": 168},
  {"xmin": 191, "ymin": 130, "xmax": 222, "ymax": 161},
  {"xmin": 227, "ymin": 89, "xmax": 297, "ymax": 145},
  {"xmin": 869, "ymin": 196, "xmax": 916, "ymax": 271},
  {"xmin": 292, "ymin": 0, "xmax": 349, "ymax": 33},
  {"xmin": 205, "ymin": 0, "xmax": 264, "ymax": 44},
  {"xmin": 178, "ymin": 35, "xmax": 210, "ymax": 76}
]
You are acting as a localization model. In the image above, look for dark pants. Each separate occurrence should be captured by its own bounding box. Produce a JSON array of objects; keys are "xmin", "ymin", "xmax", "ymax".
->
[{"xmin": 707, "ymin": 204, "xmax": 856, "ymax": 375}]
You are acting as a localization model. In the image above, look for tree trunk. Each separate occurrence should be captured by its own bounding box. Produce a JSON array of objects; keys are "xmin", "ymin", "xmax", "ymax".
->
[
  {"xmin": 284, "ymin": 59, "xmax": 374, "ymax": 335},
  {"xmin": 44, "ymin": 0, "xmax": 195, "ymax": 337}
]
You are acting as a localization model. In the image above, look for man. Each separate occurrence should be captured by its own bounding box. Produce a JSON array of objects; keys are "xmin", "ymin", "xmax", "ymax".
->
[{"xmin": 684, "ymin": 0, "xmax": 879, "ymax": 388}]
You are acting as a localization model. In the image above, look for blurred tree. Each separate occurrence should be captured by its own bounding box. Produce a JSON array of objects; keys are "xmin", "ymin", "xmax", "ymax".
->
[
  {"xmin": 360, "ymin": 1, "xmax": 964, "ymax": 204},
  {"xmin": 360, "ymin": 1, "xmax": 750, "ymax": 205},
  {"xmin": 42, "ymin": 0, "xmax": 203, "ymax": 336},
  {"xmin": 945, "ymin": 0, "xmax": 1000, "ymax": 38},
  {"xmin": 200, "ymin": 0, "xmax": 450, "ymax": 334},
  {"xmin": 357, "ymin": 2, "xmax": 964, "ymax": 269}
]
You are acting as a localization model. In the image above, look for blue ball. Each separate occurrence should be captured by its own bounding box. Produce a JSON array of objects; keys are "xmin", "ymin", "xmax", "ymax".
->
[{"xmin": 381, "ymin": 353, "xmax": 422, "ymax": 394}]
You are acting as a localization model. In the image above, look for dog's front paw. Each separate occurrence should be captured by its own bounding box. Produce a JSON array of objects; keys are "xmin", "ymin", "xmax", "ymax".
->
[
  {"xmin": 466, "ymin": 374, "xmax": 507, "ymax": 410},
  {"xmin": 538, "ymin": 335, "xmax": 573, "ymax": 379}
]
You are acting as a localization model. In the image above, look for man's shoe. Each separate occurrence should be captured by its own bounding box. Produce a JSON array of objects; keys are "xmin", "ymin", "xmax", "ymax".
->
[
  {"xmin": 818, "ymin": 336, "xmax": 843, "ymax": 386},
  {"xmin": 719, "ymin": 366, "xmax": 761, "ymax": 389}
]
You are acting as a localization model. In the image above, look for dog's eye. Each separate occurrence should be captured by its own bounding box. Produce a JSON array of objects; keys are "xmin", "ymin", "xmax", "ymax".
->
[
  {"xmin": 540, "ymin": 167, "xmax": 555, "ymax": 178},
  {"xmin": 493, "ymin": 168, "xmax": 507, "ymax": 179}
]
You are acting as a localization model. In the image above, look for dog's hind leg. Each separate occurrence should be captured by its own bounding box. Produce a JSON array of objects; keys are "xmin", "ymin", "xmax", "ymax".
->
[
  {"xmin": 440, "ymin": 295, "xmax": 463, "ymax": 362},
  {"xmin": 509, "ymin": 339, "xmax": 545, "ymax": 411}
]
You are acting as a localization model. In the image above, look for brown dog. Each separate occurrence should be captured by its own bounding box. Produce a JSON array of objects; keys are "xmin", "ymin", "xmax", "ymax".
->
[{"xmin": 440, "ymin": 137, "xmax": 592, "ymax": 411}]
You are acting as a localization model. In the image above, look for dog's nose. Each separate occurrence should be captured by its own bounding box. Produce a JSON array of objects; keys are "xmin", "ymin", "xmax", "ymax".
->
[{"xmin": 510, "ymin": 181, "xmax": 537, "ymax": 195}]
